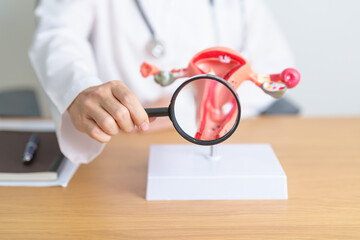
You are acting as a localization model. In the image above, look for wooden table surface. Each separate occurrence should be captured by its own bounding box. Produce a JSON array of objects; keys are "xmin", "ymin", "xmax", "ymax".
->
[{"xmin": 1, "ymin": 116, "xmax": 359, "ymax": 239}]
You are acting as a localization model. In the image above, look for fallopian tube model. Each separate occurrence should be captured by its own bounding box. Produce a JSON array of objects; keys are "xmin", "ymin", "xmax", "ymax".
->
[{"xmin": 140, "ymin": 47, "xmax": 301, "ymax": 141}]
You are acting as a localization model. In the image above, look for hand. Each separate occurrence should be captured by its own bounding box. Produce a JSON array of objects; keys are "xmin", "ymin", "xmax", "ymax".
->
[{"xmin": 68, "ymin": 80, "xmax": 149, "ymax": 143}]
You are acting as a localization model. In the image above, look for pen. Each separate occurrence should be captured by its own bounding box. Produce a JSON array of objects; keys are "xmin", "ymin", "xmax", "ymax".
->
[{"xmin": 22, "ymin": 133, "xmax": 39, "ymax": 165}]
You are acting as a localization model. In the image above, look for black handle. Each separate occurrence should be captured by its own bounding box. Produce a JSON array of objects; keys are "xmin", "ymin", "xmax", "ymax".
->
[{"xmin": 145, "ymin": 107, "xmax": 169, "ymax": 118}]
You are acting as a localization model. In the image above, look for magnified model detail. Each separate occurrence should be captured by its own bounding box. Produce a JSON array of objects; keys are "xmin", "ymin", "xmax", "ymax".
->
[
  {"xmin": 141, "ymin": 47, "xmax": 301, "ymax": 142},
  {"xmin": 144, "ymin": 75, "xmax": 240, "ymax": 145}
]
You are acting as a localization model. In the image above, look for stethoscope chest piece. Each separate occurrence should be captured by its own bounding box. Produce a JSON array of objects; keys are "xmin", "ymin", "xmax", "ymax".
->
[{"xmin": 147, "ymin": 37, "xmax": 165, "ymax": 58}]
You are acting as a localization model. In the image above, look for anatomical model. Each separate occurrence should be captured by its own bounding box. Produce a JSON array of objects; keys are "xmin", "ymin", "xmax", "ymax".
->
[{"xmin": 140, "ymin": 47, "xmax": 301, "ymax": 141}]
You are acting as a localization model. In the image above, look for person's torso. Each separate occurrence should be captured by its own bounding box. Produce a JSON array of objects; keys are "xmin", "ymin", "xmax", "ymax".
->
[{"xmin": 90, "ymin": 0, "xmax": 245, "ymax": 104}]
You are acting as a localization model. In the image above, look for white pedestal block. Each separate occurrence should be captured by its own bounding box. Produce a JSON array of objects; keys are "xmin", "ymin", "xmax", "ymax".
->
[{"xmin": 146, "ymin": 144, "xmax": 287, "ymax": 200}]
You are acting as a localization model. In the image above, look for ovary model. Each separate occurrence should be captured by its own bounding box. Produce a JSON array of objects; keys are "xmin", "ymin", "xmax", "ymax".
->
[{"xmin": 140, "ymin": 47, "xmax": 301, "ymax": 140}]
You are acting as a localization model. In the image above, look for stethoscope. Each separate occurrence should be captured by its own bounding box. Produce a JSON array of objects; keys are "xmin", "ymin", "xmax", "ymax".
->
[{"xmin": 134, "ymin": 0, "xmax": 247, "ymax": 58}]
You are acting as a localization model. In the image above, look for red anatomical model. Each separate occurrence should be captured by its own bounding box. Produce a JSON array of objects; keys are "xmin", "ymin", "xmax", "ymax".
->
[{"xmin": 140, "ymin": 47, "xmax": 301, "ymax": 140}]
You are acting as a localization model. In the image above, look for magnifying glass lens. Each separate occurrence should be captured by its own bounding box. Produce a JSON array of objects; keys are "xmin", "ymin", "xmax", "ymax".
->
[{"xmin": 172, "ymin": 76, "xmax": 240, "ymax": 144}]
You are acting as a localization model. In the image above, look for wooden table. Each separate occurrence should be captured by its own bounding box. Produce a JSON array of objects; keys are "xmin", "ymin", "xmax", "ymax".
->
[{"xmin": 1, "ymin": 117, "xmax": 359, "ymax": 239}]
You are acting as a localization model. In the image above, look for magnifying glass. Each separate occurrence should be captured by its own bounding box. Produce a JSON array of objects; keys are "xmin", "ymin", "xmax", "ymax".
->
[{"xmin": 145, "ymin": 74, "xmax": 241, "ymax": 145}]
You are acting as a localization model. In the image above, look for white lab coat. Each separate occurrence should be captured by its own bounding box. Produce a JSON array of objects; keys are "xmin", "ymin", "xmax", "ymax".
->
[{"xmin": 29, "ymin": 0, "xmax": 294, "ymax": 164}]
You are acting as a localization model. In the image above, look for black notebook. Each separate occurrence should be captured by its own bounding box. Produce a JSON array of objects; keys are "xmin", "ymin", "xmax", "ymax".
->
[{"xmin": 0, "ymin": 131, "xmax": 63, "ymax": 181}]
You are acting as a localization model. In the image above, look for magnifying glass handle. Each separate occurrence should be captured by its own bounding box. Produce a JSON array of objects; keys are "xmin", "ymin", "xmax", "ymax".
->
[{"xmin": 145, "ymin": 107, "xmax": 169, "ymax": 118}]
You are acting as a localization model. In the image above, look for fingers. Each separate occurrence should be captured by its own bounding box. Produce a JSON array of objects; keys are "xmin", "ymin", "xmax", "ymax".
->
[
  {"xmin": 67, "ymin": 80, "xmax": 151, "ymax": 144},
  {"xmin": 100, "ymin": 97, "xmax": 135, "ymax": 133},
  {"xmin": 88, "ymin": 107, "xmax": 120, "ymax": 136},
  {"xmin": 111, "ymin": 82, "xmax": 149, "ymax": 131},
  {"xmin": 82, "ymin": 118, "xmax": 112, "ymax": 143}
]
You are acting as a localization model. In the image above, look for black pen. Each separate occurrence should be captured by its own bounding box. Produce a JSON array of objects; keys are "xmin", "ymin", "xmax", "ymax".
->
[{"xmin": 22, "ymin": 133, "xmax": 39, "ymax": 165}]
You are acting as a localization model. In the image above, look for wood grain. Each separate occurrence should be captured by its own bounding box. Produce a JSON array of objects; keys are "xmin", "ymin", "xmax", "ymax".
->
[{"xmin": 1, "ymin": 116, "xmax": 359, "ymax": 239}]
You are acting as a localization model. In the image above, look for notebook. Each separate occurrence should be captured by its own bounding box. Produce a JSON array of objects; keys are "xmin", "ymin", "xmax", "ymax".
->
[{"xmin": 0, "ymin": 131, "xmax": 63, "ymax": 181}]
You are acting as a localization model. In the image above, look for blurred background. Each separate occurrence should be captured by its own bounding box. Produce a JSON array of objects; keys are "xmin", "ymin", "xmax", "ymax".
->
[{"xmin": 0, "ymin": 0, "xmax": 359, "ymax": 117}]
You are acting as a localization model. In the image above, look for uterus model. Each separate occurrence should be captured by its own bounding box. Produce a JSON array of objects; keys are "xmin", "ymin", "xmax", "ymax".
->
[{"xmin": 140, "ymin": 47, "xmax": 301, "ymax": 140}]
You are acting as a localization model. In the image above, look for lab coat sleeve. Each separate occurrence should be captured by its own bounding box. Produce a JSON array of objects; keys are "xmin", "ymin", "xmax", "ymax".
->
[
  {"xmin": 29, "ymin": 0, "xmax": 105, "ymax": 164},
  {"xmin": 238, "ymin": 0, "xmax": 296, "ymax": 117}
]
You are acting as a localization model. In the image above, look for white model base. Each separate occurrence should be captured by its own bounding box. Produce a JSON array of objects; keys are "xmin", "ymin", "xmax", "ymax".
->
[{"xmin": 146, "ymin": 144, "xmax": 287, "ymax": 200}]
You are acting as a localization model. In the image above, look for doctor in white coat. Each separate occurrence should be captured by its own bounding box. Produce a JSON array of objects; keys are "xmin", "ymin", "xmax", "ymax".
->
[{"xmin": 29, "ymin": 0, "xmax": 294, "ymax": 164}]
